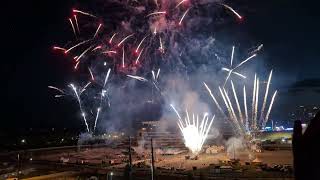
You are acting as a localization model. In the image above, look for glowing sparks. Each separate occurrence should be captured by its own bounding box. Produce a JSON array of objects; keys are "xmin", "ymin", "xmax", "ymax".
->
[
  {"xmin": 221, "ymin": 4, "xmax": 242, "ymax": 20},
  {"xmin": 171, "ymin": 106, "xmax": 215, "ymax": 154},
  {"xmin": 117, "ymin": 34, "xmax": 134, "ymax": 47},
  {"xmin": 179, "ymin": 8, "xmax": 191, "ymax": 25},
  {"xmin": 93, "ymin": 23, "xmax": 102, "ymax": 38},
  {"xmin": 73, "ymin": 9, "xmax": 97, "ymax": 18},
  {"xmin": 146, "ymin": 11, "xmax": 166, "ymax": 17}
]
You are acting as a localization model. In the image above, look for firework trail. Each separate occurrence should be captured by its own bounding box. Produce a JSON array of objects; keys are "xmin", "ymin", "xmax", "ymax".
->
[
  {"xmin": 75, "ymin": 45, "xmax": 94, "ymax": 62},
  {"xmin": 93, "ymin": 23, "xmax": 102, "ymax": 38},
  {"xmin": 222, "ymin": 68, "xmax": 246, "ymax": 79},
  {"xmin": 259, "ymin": 70, "xmax": 273, "ymax": 123},
  {"xmin": 203, "ymin": 82, "xmax": 224, "ymax": 116},
  {"xmin": 175, "ymin": 0, "xmax": 186, "ymax": 8},
  {"xmin": 170, "ymin": 104, "xmax": 184, "ymax": 129},
  {"xmin": 74, "ymin": 15, "xmax": 80, "ymax": 34},
  {"xmin": 253, "ymin": 78, "xmax": 260, "ymax": 130},
  {"xmin": 230, "ymin": 46, "xmax": 235, "ymax": 67},
  {"xmin": 109, "ymin": 33, "xmax": 117, "ymax": 44},
  {"xmin": 251, "ymin": 74, "xmax": 257, "ymax": 129},
  {"xmin": 48, "ymin": 86, "xmax": 65, "ymax": 94},
  {"xmin": 223, "ymin": 48, "xmax": 256, "ymax": 86},
  {"xmin": 81, "ymin": 112, "xmax": 90, "ymax": 133},
  {"xmin": 70, "ymin": 84, "xmax": 90, "ymax": 133},
  {"xmin": 135, "ymin": 48, "xmax": 144, "ymax": 64},
  {"xmin": 92, "ymin": 45, "xmax": 102, "ymax": 51},
  {"xmin": 263, "ymin": 90, "xmax": 277, "ymax": 128},
  {"xmin": 156, "ymin": 69, "xmax": 160, "ymax": 79},
  {"xmin": 135, "ymin": 35, "xmax": 148, "ymax": 53},
  {"xmin": 146, "ymin": 11, "xmax": 166, "ymax": 17},
  {"xmin": 249, "ymin": 44, "xmax": 263, "ymax": 54},
  {"xmin": 65, "ymin": 39, "xmax": 91, "ymax": 53},
  {"xmin": 103, "ymin": 68, "xmax": 111, "ymax": 87},
  {"xmin": 223, "ymin": 88, "xmax": 239, "ymax": 129},
  {"xmin": 53, "ymin": 46, "xmax": 66, "ymax": 51},
  {"xmin": 122, "ymin": 46, "xmax": 125, "ymax": 68},
  {"xmin": 152, "ymin": 71, "xmax": 156, "ymax": 81},
  {"xmin": 69, "ymin": 18, "xmax": 77, "ymax": 38},
  {"xmin": 103, "ymin": 50, "xmax": 117, "ymax": 55},
  {"xmin": 117, "ymin": 34, "xmax": 134, "ymax": 47},
  {"xmin": 231, "ymin": 81, "xmax": 243, "ymax": 124},
  {"xmin": 94, "ymin": 68, "xmax": 111, "ymax": 132},
  {"xmin": 94, "ymin": 108, "xmax": 101, "ymax": 132},
  {"xmin": 74, "ymin": 61, "xmax": 80, "ymax": 70},
  {"xmin": 127, "ymin": 75, "xmax": 148, "ymax": 82},
  {"xmin": 218, "ymin": 86, "xmax": 241, "ymax": 132},
  {"xmin": 80, "ymin": 82, "xmax": 91, "ymax": 94},
  {"xmin": 179, "ymin": 7, "xmax": 191, "ymax": 25},
  {"xmin": 88, "ymin": 67, "xmax": 95, "ymax": 81},
  {"xmin": 221, "ymin": 3, "xmax": 242, "ymax": 20},
  {"xmin": 51, "ymin": 0, "xmax": 278, "ymax": 135},
  {"xmin": 153, "ymin": 26, "xmax": 157, "ymax": 35},
  {"xmin": 73, "ymin": 9, "xmax": 97, "ymax": 18},
  {"xmin": 234, "ymin": 54, "xmax": 257, "ymax": 69},
  {"xmin": 243, "ymin": 85, "xmax": 249, "ymax": 131},
  {"xmin": 159, "ymin": 36, "xmax": 164, "ymax": 53}
]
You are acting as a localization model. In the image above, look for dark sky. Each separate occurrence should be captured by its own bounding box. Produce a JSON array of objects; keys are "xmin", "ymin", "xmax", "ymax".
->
[{"xmin": 2, "ymin": 0, "xmax": 320, "ymax": 129}]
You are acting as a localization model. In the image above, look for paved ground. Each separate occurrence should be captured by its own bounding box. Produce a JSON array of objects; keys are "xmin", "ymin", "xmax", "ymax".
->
[{"xmin": 32, "ymin": 147, "xmax": 293, "ymax": 170}]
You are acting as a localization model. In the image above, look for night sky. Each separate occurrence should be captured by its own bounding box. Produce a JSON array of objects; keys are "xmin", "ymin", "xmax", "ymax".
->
[{"xmin": 2, "ymin": 0, "xmax": 320, "ymax": 130}]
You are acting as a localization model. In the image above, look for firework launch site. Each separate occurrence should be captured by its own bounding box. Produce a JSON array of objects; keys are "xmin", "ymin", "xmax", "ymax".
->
[{"xmin": 0, "ymin": 123, "xmax": 294, "ymax": 179}]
